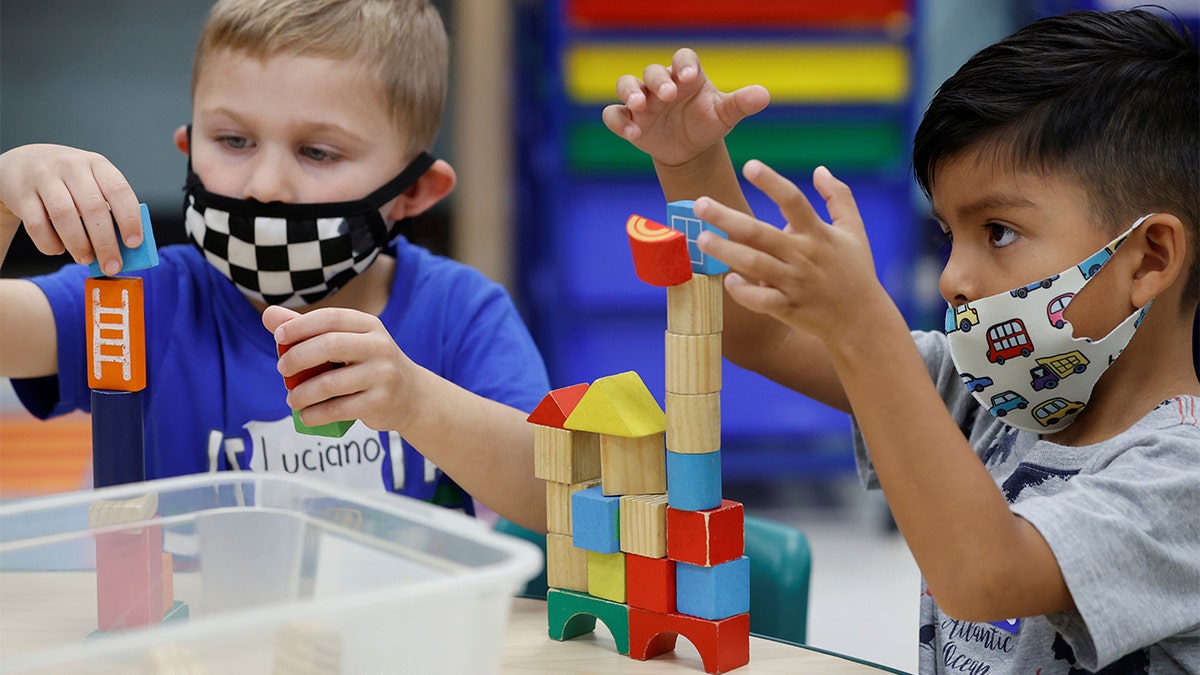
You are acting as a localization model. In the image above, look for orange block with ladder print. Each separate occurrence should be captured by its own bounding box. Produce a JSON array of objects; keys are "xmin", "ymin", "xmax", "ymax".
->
[{"xmin": 86, "ymin": 277, "xmax": 146, "ymax": 392}]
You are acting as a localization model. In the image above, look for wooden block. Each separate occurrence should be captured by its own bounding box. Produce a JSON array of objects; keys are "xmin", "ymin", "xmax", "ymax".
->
[
  {"xmin": 587, "ymin": 550, "xmax": 626, "ymax": 602},
  {"xmin": 162, "ymin": 552, "xmax": 174, "ymax": 615},
  {"xmin": 626, "ymin": 553, "xmax": 676, "ymax": 613},
  {"xmin": 91, "ymin": 389, "xmax": 145, "ymax": 488},
  {"xmin": 95, "ymin": 522, "xmax": 164, "ymax": 631},
  {"xmin": 619, "ymin": 494, "xmax": 668, "ymax": 558},
  {"xmin": 547, "ymin": 587, "xmax": 631, "ymax": 655},
  {"xmin": 667, "ymin": 500, "xmax": 744, "ymax": 567},
  {"xmin": 666, "ymin": 450, "xmax": 723, "ymax": 511},
  {"xmin": 667, "ymin": 200, "xmax": 729, "ymax": 275},
  {"xmin": 535, "ymin": 426, "xmax": 601, "ymax": 484},
  {"xmin": 527, "ymin": 383, "xmax": 590, "ymax": 428},
  {"xmin": 627, "ymin": 214, "xmax": 693, "ymax": 287},
  {"xmin": 89, "ymin": 203, "xmax": 159, "ymax": 277},
  {"xmin": 665, "ymin": 392, "xmax": 721, "ymax": 454},
  {"xmin": 547, "ymin": 532, "xmax": 590, "ymax": 592},
  {"xmin": 272, "ymin": 622, "xmax": 343, "ymax": 675},
  {"xmin": 88, "ymin": 493, "xmax": 158, "ymax": 528},
  {"xmin": 563, "ymin": 371, "xmax": 665, "ymax": 438},
  {"xmin": 547, "ymin": 478, "xmax": 599, "ymax": 535},
  {"xmin": 668, "ymin": 273, "xmax": 724, "ymax": 335},
  {"xmin": 277, "ymin": 340, "xmax": 340, "ymax": 392},
  {"xmin": 677, "ymin": 556, "xmax": 751, "ymax": 620},
  {"xmin": 86, "ymin": 276, "xmax": 146, "ymax": 391},
  {"xmin": 291, "ymin": 409, "xmax": 354, "ymax": 438},
  {"xmin": 665, "ymin": 332, "xmax": 721, "ymax": 395},
  {"xmin": 628, "ymin": 607, "xmax": 750, "ymax": 674},
  {"xmin": 600, "ymin": 433, "xmax": 666, "ymax": 496},
  {"xmin": 143, "ymin": 644, "xmax": 203, "ymax": 674},
  {"xmin": 571, "ymin": 485, "xmax": 621, "ymax": 553}
]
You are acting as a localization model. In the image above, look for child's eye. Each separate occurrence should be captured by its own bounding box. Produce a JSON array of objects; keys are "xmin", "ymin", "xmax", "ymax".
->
[
  {"xmin": 987, "ymin": 223, "xmax": 1018, "ymax": 248},
  {"xmin": 217, "ymin": 135, "xmax": 249, "ymax": 150},
  {"xmin": 300, "ymin": 147, "xmax": 338, "ymax": 162}
]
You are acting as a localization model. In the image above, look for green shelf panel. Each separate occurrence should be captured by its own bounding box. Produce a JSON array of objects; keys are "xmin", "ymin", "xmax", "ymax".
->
[{"xmin": 567, "ymin": 119, "xmax": 906, "ymax": 174}]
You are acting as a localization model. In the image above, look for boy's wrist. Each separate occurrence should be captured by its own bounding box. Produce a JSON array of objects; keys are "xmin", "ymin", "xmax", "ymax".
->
[{"xmin": 652, "ymin": 142, "xmax": 737, "ymax": 203}]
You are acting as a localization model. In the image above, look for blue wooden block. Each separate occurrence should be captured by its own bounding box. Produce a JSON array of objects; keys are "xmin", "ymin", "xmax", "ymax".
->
[
  {"xmin": 666, "ymin": 450, "xmax": 722, "ymax": 511},
  {"xmin": 676, "ymin": 556, "xmax": 750, "ymax": 620},
  {"xmin": 666, "ymin": 200, "xmax": 728, "ymax": 275},
  {"xmin": 572, "ymin": 485, "xmax": 621, "ymax": 553},
  {"xmin": 91, "ymin": 388, "xmax": 145, "ymax": 487},
  {"xmin": 89, "ymin": 203, "xmax": 159, "ymax": 277}
]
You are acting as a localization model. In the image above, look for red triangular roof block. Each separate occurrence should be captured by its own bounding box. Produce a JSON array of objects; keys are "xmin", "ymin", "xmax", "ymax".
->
[{"xmin": 526, "ymin": 382, "xmax": 590, "ymax": 428}]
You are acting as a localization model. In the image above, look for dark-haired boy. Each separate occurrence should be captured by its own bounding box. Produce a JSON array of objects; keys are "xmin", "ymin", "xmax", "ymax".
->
[{"xmin": 605, "ymin": 9, "xmax": 1199, "ymax": 672}]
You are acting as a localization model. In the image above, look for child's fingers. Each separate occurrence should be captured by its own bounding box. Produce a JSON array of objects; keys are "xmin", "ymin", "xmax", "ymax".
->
[
  {"xmin": 724, "ymin": 85, "xmax": 771, "ymax": 122},
  {"xmin": 601, "ymin": 104, "xmax": 639, "ymax": 141},
  {"xmin": 812, "ymin": 166, "xmax": 866, "ymax": 236},
  {"xmin": 692, "ymin": 198, "xmax": 794, "ymax": 279},
  {"xmin": 36, "ymin": 182, "xmax": 95, "ymax": 264},
  {"xmin": 741, "ymin": 160, "xmax": 825, "ymax": 234},
  {"xmin": 669, "ymin": 47, "xmax": 702, "ymax": 85},
  {"xmin": 614, "ymin": 74, "xmax": 648, "ymax": 110},
  {"xmin": 92, "ymin": 161, "xmax": 142, "ymax": 249},
  {"xmin": 724, "ymin": 272, "xmax": 789, "ymax": 317},
  {"xmin": 9, "ymin": 194, "xmax": 65, "ymax": 256},
  {"xmin": 262, "ymin": 304, "xmax": 301, "ymax": 334},
  {"xmin": 641, "ymin": 63, "xmax": 677, "ymax": 101}
]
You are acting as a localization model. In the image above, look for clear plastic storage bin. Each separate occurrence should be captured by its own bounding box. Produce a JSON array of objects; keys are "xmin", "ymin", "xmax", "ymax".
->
[{"xmin": 0, "ymin": 473, "xmax": 542, "ymax": 674}]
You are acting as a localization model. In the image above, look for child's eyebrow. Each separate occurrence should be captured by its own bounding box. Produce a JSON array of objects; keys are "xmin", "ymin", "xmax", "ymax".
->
[{"xmin": 931, "ymin": 194, "xmax": 1037, "ymax": 225}]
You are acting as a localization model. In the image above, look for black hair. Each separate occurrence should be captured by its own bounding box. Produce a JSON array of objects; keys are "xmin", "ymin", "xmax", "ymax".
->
[{"xmin": 913, "ymin": 9, "xmax": 1199, "ymax": 309}]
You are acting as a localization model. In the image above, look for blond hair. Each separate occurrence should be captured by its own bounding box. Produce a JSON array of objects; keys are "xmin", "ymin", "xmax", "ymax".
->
[{"xmin": 192, "ymin": 0, "xmax": 447, "ymax": 154}]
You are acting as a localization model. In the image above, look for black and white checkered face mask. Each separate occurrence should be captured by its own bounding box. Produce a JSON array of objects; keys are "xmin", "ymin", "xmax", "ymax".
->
[{"xmin": 184, "ymin": 152, "xmax": 435, "ymax": 308}]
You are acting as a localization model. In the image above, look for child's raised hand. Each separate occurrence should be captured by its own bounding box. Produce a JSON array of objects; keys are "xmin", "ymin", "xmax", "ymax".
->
[
  {"xmin": 602, "ymin": 48, "xmax": 769, "ymax": 167},
  {"xmin": 263, "ymin": 305, "xmax": 423, "ymax": 433},
  {"xmin": 0, "ymin": 144, "xmax": 143, "ymax": 275},
  {"xmin": 693, "ymin": 161, "xmax": 885, "ymax": 342}
]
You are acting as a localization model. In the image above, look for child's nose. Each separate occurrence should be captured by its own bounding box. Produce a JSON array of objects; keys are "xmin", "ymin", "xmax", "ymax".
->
[
  {"xmin": 938, "ymin": 250, "xmax": 980, "ymax": 306},
  {"xmin": 242, "ymin": 153, "xmax": 297, "ymax": 204}
]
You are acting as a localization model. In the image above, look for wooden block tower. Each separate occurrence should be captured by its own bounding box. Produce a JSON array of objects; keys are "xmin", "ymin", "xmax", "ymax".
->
[
  {"xmin": 531, "ymin": 204, "xmax": 750, "ymax": 674},
  {"xmin": 86, "ymin": 205, "xmax": 179, "ymax": 632}
]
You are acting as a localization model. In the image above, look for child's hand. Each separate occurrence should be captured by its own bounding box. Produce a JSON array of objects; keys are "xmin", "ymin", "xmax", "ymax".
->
[
  {"xmin": 694, "ymin": 161, "xmax": 886, "ymax": 343},
  {"xmin": 602, "ymin": 48, "xmax": 769, "ymax": 167},
  {"xmin": 0, "ymin": 144, "xmax": 143, "ymax": 275},
  {"xmin": 263, "ymin": 305, "xmax": 422, "ymax": 432}
]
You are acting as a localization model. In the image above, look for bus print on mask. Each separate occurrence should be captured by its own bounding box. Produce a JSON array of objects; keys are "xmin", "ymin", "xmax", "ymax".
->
[{"xmin": 944, "ymin": 215, "xmax": 1154, "ymax": 433}]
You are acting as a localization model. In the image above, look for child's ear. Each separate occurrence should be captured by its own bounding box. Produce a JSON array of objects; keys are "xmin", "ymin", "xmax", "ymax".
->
[
  {"xmin": 173, "ymin": 126, "xmax": 189, "ymax": 155},
  {"xmin": 386, "ymin": 159, "xmax": 456, "ymax": 221},
  {"xmin": 1130, "ymin": 213, "xmax": 1187, "ymax": 308}
]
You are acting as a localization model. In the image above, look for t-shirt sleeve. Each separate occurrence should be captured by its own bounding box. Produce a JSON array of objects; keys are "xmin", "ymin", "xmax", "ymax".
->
[
  {"xmin": 1012, "ymin": 429, "xmax": 1200, "ymax": 670},
  {"xmin": 10, "ymin": 263, "xmax": 93, "ymax": 419}
]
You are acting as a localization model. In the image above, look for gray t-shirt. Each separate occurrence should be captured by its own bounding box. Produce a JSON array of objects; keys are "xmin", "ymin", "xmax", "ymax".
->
[{"xmin": 853, "ymin": 330, "xmax": 1200, "ymax": 674}]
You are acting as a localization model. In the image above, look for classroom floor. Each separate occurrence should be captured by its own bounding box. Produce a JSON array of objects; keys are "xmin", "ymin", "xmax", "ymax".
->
[{"xmin": 0, "ymin": 379, "xmax": 920, "ymax": 673}]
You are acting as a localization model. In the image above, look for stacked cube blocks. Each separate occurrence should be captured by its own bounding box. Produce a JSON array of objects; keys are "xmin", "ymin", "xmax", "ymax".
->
[{"xmin": 530, "ymin": 202, "xmax": 749, "ymax": 673}]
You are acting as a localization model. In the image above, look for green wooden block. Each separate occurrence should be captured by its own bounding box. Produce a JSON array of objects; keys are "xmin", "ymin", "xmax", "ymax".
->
[
  {"xmin": 292, "ymin": 410, "xmax": 354, "ymax": 438},
  {"xmin": 547, "ymin": 588, "xmax": 630, "ymax": 655}
]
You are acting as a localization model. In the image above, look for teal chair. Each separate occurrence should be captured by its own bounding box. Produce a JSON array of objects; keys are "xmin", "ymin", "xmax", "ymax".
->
[{"xmin": 492, "ymin": 513, "xmax": 812, "ymax": 644}]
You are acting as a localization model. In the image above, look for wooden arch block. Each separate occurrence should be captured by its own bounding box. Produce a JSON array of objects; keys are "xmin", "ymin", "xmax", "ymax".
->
[
  {"xmin": 628, "ymin": 607, "xmax": 750, "ymax": 674},
  {"xmin": 547, "ymin": 588, "xmax": 631, "ymax": 655}
]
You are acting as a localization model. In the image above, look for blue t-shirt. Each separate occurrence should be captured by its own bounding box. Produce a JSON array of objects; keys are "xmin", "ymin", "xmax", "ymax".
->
[{"xmin": 13, "ymin": 240, "xmax": 550, "ymax": 504}]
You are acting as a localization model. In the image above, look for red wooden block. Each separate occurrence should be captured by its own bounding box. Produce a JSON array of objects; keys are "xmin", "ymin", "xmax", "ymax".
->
[
  {"xmin": 527, "ymin": 382, "xmax": 590, "ymax": 428},
  {"xmin": 627, "ymin": 215, "xmax": 692, "ymax": 287},
  {"xmin": 626, "ymin": 553, "xmax": 676, "ymax": 614},
  {"xmin": 667, "ymin": 500, "xmax": 744, "ymax": 567},
  {"xmin": 629, "ymin": 607, "xmax": 750, "ymax": 674},
  {"xmin": 277, "ymin": 341, "xmax": 339, "ymax": 391},
  {"xmin": 162, "ymin": 552, "xmax": 174, "ymax": 615},
  {"xmin": 85, "ymin": 276, "xmax": 146, "ymax": 392},
  {"xmin": 95, "ymin": 523, "xmax": 164, "ymax": 631}
]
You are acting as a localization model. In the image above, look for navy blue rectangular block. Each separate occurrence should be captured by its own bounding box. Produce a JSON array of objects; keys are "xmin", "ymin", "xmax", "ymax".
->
[{"xmin": 91, "ymin": 389, "xmax": 145, "ymax": 487}]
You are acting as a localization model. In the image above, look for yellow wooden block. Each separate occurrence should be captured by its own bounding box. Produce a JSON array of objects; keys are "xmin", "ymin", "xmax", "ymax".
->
[
  {"xmin": 665, "ymin": 392, "xmax": 721, "ymax": 454},
  {"xmin": 667, "ymin": 273, "xmax": 724, "ymax": 335},
  {"xmin": 665, "ymin": 332, "xmax": 721, "ymax": 395},
  {"xmin": 534, "ymin": 426, "xmax": 601, "ymax": 484},
  {"xmin": 547, "ymin": 532, "xmax": 590, "ymax": 592},
  {"xmin": 600, "ymin": 433, "xmax": 666, "ymax": 496},
  {"xmin": 619, "ymin": 494, "xmax": 668, "ymax": 558},
  {"xmin": 564, "ymin": 371, "xmax": 665, "ymax": 438},
  {"xmin": 587, "ymin": 550, "xmax": 626, "ymax": 602},
  {"xmin": 547, "ymin": 478, "xmax": 600, "ymax": 535},
  {"xmin": 88, "ymin": 492, "xmax": 158, "ymax": 528},
  {"xmin": 566, "ymin": 43, "xmax": 910, "ymax": 104}
]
